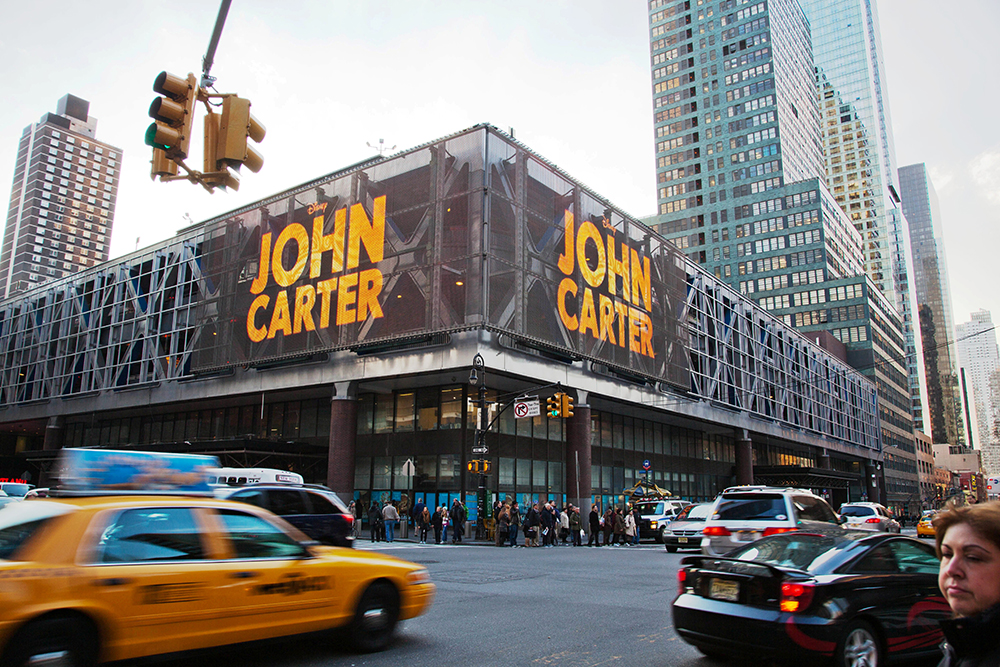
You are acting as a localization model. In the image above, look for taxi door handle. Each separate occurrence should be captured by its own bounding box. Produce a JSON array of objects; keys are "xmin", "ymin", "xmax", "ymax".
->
[
  {"xmin": 230, "ymin": 571, "xmax": 258, "ymax": 579},
  {"xmin": 95, "ymin": 577, "xmax": 132, "ymax": 587}
]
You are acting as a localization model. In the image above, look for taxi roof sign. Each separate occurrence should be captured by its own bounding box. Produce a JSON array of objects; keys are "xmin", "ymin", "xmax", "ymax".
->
[{"xmin": 55, "ymin": 448, "xmax": 221, "ymax": 496}]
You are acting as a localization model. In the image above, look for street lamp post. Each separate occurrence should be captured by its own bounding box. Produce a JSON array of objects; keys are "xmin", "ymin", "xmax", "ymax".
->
[{"xmin": 469, "ymin": 353, "xmax": 488, "ymax": 540}]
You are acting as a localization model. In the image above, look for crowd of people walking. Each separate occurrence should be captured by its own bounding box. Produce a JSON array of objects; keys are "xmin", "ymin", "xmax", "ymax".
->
[{"xmin": 352, "ymin": 496, "xmax": 646, "ymax": 547}]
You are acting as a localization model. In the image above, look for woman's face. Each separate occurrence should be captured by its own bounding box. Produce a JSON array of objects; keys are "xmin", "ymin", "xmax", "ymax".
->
[{"xmin": 939, "ymin": 522, "xmax": 1000, "ymax": 617}]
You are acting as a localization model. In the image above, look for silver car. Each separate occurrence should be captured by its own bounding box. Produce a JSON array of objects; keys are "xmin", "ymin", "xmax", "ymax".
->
[
  {"xmin": 838, "ymin": 502, "xmax": 901, "ymax": 533},
  {"xmin": 664, "ymin": 502, "xmax": 713, "ymax": 552},
  {"xmin": 700, "ymin": 487, "xmax": 843, "ymax": 556}
]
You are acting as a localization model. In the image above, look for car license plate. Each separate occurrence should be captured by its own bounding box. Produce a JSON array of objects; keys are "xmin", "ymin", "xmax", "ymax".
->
[
  {"xmin": 709, "ymin": 578, "xmax": 739, "ymax": 602},
  {"xmin": 678, "ymin": 536, "xmax": 688, "ymax": 543},
  {"xmin": 735, "ymin": 530, "xmax": 759, "ymax": 542}
]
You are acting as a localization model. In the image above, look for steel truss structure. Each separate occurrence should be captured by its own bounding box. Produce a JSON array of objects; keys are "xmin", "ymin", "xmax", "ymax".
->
[
  {"xmin": 0, "ymin": 224, "xmax": 880, "ymax": 452},
  {"xmin": 682, "ymin": 270, "xmax": 880, "ymax": 450}
]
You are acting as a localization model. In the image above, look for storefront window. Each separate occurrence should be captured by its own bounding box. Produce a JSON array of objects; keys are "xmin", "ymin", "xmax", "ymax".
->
[
  {"xmin": 439, "ymin": 455, "xmax": 460, "ymax": 489},
  {"xmin": 373, "ymin": 457, "xmax": 391, "ymax": 488},
  {"xmin": 374, "ymin": 393, "xmax": 393, "ymax": 434},
  {"xmin": 440, "ymin": 387, "xmax": 463, "ymax": 429},
  {"xmin": 354, "ymin": 457, "xmax": 371, "ymax": 489},
  {"xmin": 499, "ymin": 457, "xmax": 514, "ymax": 487},
  {"xmin": 532, "ymin": 460, "xmax": 546, "ymax": 491},
  {"xmin": 548, "ymin": 461, "xmax": 563, "ymax": 493},
  {"xmin": 416, "ymin": 388, "xmax": 439, "ymax": 430},
  {"xmin": 517, "ymin": 458, "xmax": 531, "ymax": 488},
  {"xmin": 396, "ymin": 392, "xmax": 415, "ymax": 432},
  {"xmin": 415, "ymin": 455, "xmax": 437, "ymax": 487}
]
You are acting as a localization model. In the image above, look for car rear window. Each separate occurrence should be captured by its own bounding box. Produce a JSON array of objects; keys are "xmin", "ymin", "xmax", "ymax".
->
[
  {"xmin": 840, "ymin": 506, "xmax": 876, "ymax": 517},
  {"xmin": 714, "ymin": 495, "xmax": 786, "ymax": 521},
  {"xmin": 729, "ymin": 533, "xmax": 854, "ymax": 571}
]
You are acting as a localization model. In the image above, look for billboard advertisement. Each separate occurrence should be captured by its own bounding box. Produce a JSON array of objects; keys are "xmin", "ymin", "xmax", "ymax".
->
[{"xmin": 192, "ymin": 125, "xmax": 689, "ymax": 389}]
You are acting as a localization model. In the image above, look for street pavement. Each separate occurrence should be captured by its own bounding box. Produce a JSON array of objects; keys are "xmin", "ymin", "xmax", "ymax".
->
[{"xmin": 153, "ymin": 537, "xmax": 714, "ymax": 667}]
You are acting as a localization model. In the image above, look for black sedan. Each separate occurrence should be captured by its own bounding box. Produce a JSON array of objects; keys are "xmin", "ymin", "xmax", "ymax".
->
[
  {"xmin": 673, "ymin": 532, "xmax": 950, "ymax": 667},
  {"xmin": 219, "ymin": 484, "xmax": 356, "ymax": 547}
]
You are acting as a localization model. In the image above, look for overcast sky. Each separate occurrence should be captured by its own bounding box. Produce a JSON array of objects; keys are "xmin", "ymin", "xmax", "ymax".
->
[{"xmin": 0, "ymin": 0, "xmax": 996, "ymax": 335}]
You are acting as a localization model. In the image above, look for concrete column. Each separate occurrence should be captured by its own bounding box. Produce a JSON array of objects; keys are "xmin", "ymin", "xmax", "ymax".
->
[
  {"xmin": 735, "ymin": 428, "xmax": 753, "ymax": 486},
  {"xmin": 865, "ymin": 461, "xmax": 880, "ymax": 503},
  {"xmin": 327, "ymin": 382, "xmax": 357, "ymax": 499},
  {"xmin": 818, "ymin": 449, "xmax": 831, "ymax": 469},
  {"xmin": 42, "ymin": 415, "xmax": 64, "ymax": 451},
  {"xmin": 565, "ymin": 390, "xmax": 592, "ymax": 516}
]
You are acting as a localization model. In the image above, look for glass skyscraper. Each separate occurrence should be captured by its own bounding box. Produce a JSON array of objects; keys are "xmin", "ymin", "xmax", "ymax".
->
[
  {"xmin": 645, "ymin": 0, "xmax": 918, "ymax": 511},
  {"xmin": 898, "ymin": 163, "xmax": 964, "ymax": 447},
  {"xmin": 797, "ymin": 0, "xmax": 927, "ymax": 437}
]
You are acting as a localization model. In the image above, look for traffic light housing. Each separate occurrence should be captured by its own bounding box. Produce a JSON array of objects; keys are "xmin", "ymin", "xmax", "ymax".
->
[
  {"xmin": 217, "ymin": 95, "xmax": 265, "ymax": 174},
  {"xmin": 561, "ymin": 393, "xmax": 574, "ymax": 419},
  {"xmin": 150, "ymin": 148, "xmax": 178, "ymax": 180},
  {"xmin": 467, "ymin": 459, "xmax": 491, "ymax": 474},
  {"xmin": 202, "ymin": 113, "xmax": 240, "ymax": 190},
  {"xmin": 547, "ymin": 393, "xmax": 562, "ymax": 418},
  {"xmin": 145, "ymin": 72, "xmax": 198, "ymax": 161}
]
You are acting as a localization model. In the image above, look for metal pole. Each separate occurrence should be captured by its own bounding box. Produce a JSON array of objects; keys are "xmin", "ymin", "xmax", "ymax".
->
[
  {"xmin": 477, "ymin": 381, "xmax": 487, "ymax": 540},
  {"xmin": 201, "ymin": 0, "xmax": 233, "ymax": 87}
]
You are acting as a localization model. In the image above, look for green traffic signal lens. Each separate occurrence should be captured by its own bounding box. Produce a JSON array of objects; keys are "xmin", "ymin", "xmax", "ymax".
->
[{"xmin": 144, "ymin": 122, "xmax": 172, "ymax": 151}]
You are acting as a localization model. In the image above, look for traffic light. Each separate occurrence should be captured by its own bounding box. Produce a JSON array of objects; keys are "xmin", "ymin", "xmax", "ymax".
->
[
  {"xmin": 467, "ymin": 459, "xmax": 491, "ymax": 474},
  {"xmin": 150, "ymin": 148, "xmax": 178, "ymax": 180},
  {"xmin": 561, "ymin": 393, "xmax": 574, "ymax": 419},
  {"xmin": 202, "ymin": 112, "xmax": 240, "ymax": 190},
  {"xmin": 145, "ymin": 72, "xmax": 198, "ymax": 161},
  {"xmin": 547, "ymin": 393, "xmax": 562, "ymax": 418},
  {"xmin": 216, "ymin": 95, "xmax": 265, "ymax": 174}
]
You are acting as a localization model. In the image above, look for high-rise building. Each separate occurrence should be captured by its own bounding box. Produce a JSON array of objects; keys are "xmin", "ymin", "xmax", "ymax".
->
[
  {"xmin": 956, "ymin": 310, "xmax": 1000, "ymax": 462},
  {"xmin": 1, "ymin": 94, "xmax": 120, "ymax": 298},
  {"xmin": 645, "ymin": 0, "xmax": 918, "ymax": 511},
  {"xmin": 898, "ymin": 163, "xmax": 964, "ymax": 447},
  {"xmin": 797, "ymin": 0, "xmax": 928, "ymax": 436}
]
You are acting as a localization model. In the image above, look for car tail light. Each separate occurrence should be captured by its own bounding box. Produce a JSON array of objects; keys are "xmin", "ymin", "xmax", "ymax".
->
[
  {"xmin": 762, "ymin": 527, "xmax": 798, "ymax": 536},
  {"xmin": 340, "ymin": 513, "xmax": 354, "ymax": 526},
  {"xmin": 702, "ymin": 526, "xmax": 731, "ymax": 537},
  {"xmin": 677, "ymin": 568, "xmax": 688, "ymax": 594},
  {"xmin": 865, "ymin": 518, "xmax": 881, "ymax": 524},
  {"xmin": 780, "ymin": 582, "xmax": 815, "ymax": 612}
]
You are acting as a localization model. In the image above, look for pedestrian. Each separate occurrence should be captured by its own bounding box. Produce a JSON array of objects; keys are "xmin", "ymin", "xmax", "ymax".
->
[
  {"xmin": 631, "ymin": 506, "xmax": 642, "ymax": 546},
  {"xmin": 382, "ymin": 500, "xmax": 399, "ymax": 542},
  {"xmin": 412, "ymin": 497, "xmax": 426, "ymax": 537},
  {"xmin": 348, "ymin": 500, "xmax": 360, "ymax": 539},
  {"xmin": 613, "ymin": 507, "xmax": 626, "ymax": 546},
  {"xmin": 934, "ymin": 501, "xmax": 1000, "ymax": 667},
  {"xmin": 524, "ymin": 502, "xmax": 540, "ymax": 547},
  {"xmin": 419, "ymin": 506, "xmax": 431, "ymax": 544},
  {"xmin": 441, "ymin": 505, "xmax": 450, "ymax": 543},
  {"xmin": 494, "ymin": 499, "xmax": 505, "ymax": 547},
  {"xmin": 432, "ymin": 505, "xmax": 443, "ymax": 544},
  {"xmin": 588, "ymin": 504, "xmax": 601, "ymax": 546},
  {"xmin": 450, "ymin": 499, "xmax": 466, "ymax": 544},
  {"xmin": 569, "ymin": 504, "xmax": 583, "ymax": 546},
  {"xmin": 509, "ymin": 501, "xmax": 521, "ymax": 547},
  {"xmin": 560, "ymin": 505, "xmax": 570, "ymax": 545},
  {"xmin": 602, "ymin": 506, "xmax": 615, "ymax": 546},
  {"xmin": 369, "ymin": 501, "xmax": 383, "ymax": 543},
  {"xmin": 540, "ymin": 501, "xmax": 555, "ymax": 547},
  {"xmin": 624, "ymin": 507, "xmax": 637, "ymax": 547},
  {"xmin": 497, "ymin": 503, "xmax": 510, "ymax": 547}
]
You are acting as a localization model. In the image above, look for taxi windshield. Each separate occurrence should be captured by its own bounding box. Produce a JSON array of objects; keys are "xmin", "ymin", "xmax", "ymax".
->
[{"xmin": 0, "ymin": 502, "xmax": 73, "ymax": 560}]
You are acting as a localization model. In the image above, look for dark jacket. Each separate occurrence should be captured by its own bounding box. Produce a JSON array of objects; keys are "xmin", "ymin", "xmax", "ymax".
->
[
  {"xmin": 450, "ymin": 502, "xmax": 466, "ymax": 526},
  {"xmin": 525, "ymin": 507, "xmax": 539, "ymax": 527},
  {"xmin": 540, "ymin": 507, "xmax": 554, "ymax": 528},
  {"xmin": 939, "ymin": 603, "xmax": 1000, "ymax": 667},
  {"xmin": 589, "ymin": 510, "xmax": 600, "ymax": 530}
]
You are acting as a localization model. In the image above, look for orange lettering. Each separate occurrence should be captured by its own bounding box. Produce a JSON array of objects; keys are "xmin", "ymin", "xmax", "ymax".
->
[
  {"xmin": 336, "ymin": 272, "xmax": 359, "ymax": 325},
  {"xmin": 557, "ymin": 211, "xmax": 575, "ymax": 275},
  {"xmin": 250, "ymin": 232, "xmax": 272, "ymax": 294},
  {"xmin": 247, "ymin": 294, "xmax": 269, "ymax": 342},
  {"xmin": 293, "ymin": 285, "xmax": 316, "ymax": 333},
  {"xmin": 347, "ymin": 196, "xmax": 385, "ymax": 270},
  {"xmin": 272, "ymin": 224, "xmax": 308, "ymax": 287},
  {"xmin": 357, "ymin": 269, "xmax": 384, "ymax": 321},
  {"xmin": 557, "ymin": 278, "xmax": 578, "ymax": 331},
  {"xmin": 267, "ymin": 290, "xmax": 292, "ymax": 338}
]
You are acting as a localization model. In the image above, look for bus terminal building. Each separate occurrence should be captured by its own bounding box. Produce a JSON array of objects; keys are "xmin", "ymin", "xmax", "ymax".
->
[{"xmin": 0, "ymin": 125, "xmax": 882, "ymax": 518}]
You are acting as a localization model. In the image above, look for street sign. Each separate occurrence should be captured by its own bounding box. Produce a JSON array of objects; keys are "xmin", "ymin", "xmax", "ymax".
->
[
  {"xmin": 401, "ymin": 458, "xmax": 416, "ymax": 477},
  {"xmin": 514, "ymin": 397, "xmax": 540, "ymax": 418},
  {"xmin": 642, "ymin": 459, "xmax": 651, "ymax": 471},
  {"xmin": 472, "ymin": 446, "xmax": 488, "ymax": 454}
]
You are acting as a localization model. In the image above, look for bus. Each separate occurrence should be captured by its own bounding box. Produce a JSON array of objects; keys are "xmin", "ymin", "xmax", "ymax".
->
[{"xmin": 207, "ymin": 467, "xmax": 304, "ymax": 487}]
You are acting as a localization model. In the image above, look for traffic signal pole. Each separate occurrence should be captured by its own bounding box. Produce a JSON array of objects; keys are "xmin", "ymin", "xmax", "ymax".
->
[{"xmin": 476, "ymin": 379, "xmax": 487, "ymax": 541}]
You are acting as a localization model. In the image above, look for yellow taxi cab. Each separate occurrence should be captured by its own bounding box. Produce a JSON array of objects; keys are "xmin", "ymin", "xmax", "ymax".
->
[
  {"xmin": 0, "ymin": 449, "xmax": 435, "ymax": 667},
  {"xmin": 916, "ymin": 511, "xmax": 937, "ymax": 538}
]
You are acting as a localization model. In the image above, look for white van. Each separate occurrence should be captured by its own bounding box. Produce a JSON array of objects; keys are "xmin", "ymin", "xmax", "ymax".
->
[{"xmin": 207, "ymin": 467, "xmax": 304, "ymax": 488}]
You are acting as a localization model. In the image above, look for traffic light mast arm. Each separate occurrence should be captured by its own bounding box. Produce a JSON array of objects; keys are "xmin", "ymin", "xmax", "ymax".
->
[{"xmin": 201, "ymin": 0, "xmax": 232, "ymax": 88}]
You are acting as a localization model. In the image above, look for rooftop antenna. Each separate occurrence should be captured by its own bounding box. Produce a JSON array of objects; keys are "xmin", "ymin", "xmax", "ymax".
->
[{"xmin": 366, "ymin": 138, "xmax": 396, "ymax": 156}]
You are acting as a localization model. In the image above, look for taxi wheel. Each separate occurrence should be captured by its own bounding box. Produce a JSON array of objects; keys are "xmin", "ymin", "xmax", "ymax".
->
[
  {"xmin": 835, "ymin": 620, "xmax": 882, "ymax": 667},
  {"xmin": 4, "ymin": 615, "xmax": 98, "ymax": 667},
  {"xmin": 350, "ymin": 581, "xmax": 400, "ymax": 653},
  {"xmin": 666, "ymin": 545, "xmax": 678, "ymax": 553}
]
